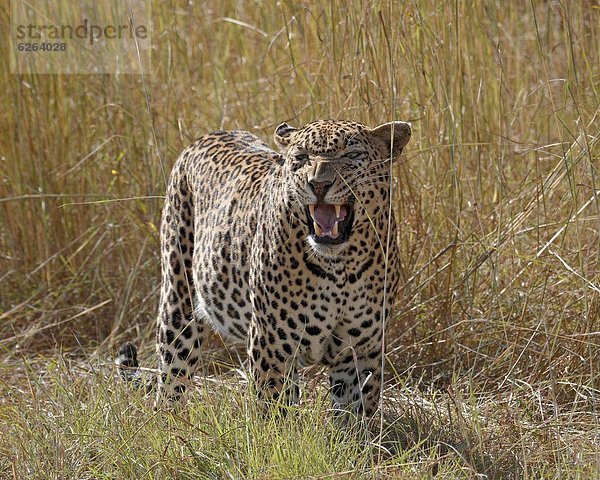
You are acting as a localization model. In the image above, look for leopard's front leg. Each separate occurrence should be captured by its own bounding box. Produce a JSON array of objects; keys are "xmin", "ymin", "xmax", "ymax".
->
[
  {"xmin": 248, "ymin": 320, "xmax": 299, "ymax": 407},
  {"xmin": 329, "ymin": 348, "xmax": 382, "ymax": 418},
  {"xmin": 328, "ymin": 312, "xmax": 386, "ymax": 419}
]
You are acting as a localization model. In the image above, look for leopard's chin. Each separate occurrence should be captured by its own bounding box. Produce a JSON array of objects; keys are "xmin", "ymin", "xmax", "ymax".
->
[
  {"xmin": 305, "ymin": 203, "xmax": 354, "ymax": 245},
  {"xmin": 306, "ymin": 237, "xmax": 350, "ymax": 259}
]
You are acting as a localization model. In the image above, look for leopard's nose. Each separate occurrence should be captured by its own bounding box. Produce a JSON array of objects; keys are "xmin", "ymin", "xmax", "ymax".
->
[{"xmin": 308, "ymin": 179, "xmax": 333, "ymax": 199}]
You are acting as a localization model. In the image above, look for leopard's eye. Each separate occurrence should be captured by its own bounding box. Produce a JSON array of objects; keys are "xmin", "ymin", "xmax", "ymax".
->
[
  {"xmin": 345, "ymin": 151, "xmax": 365, "ymax": 160},
  {"xmin": 290, "ymin": 153, "xmax": 309, "ymax": 171}
]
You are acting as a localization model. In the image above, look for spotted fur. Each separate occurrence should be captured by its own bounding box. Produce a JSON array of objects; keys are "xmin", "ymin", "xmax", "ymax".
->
[{"xmin": 123, "ymin": 119, "xmax": 411, "ymax": 417}]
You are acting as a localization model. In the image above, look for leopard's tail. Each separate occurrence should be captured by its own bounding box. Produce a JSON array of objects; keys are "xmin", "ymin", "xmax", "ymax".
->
[{"xmin": 115, "ymin": 343, "xmax": 155, "ymax": 393}]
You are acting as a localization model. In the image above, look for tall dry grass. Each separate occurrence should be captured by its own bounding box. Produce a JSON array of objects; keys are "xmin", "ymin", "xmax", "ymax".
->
[{"xmin": 0, "ymin": 1, "xmax": 598, "ymax": 477}]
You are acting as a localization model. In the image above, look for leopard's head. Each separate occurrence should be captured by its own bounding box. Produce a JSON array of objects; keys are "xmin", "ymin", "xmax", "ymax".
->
[{"xmin": 274, "ymin": 120, "xmax": 411, "ymax": 256}]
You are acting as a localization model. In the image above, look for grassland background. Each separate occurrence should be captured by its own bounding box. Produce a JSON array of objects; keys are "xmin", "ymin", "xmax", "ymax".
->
[{"xmin": 0, "ymin": 1, "xmax": 598, "ymax": 478}]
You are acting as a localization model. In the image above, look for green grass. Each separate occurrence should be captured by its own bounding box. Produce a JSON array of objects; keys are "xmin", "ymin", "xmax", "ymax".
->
[
  {"xmin": 2, "ymin": 354, "xmax": 595, "ymax": 479},
  {"xmin": 0, "ymin": 1, "xmax": 599, "ymax": 478}
]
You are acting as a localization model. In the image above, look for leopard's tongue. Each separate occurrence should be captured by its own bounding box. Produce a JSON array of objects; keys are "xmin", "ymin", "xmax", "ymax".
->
[{"xmin": 310, "ymin": 204, "xmax": 348, "ymax": 237}]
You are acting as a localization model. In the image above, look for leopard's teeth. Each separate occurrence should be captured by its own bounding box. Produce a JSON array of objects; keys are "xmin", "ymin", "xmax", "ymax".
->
[
  {"xmin": 332, "ymin": 221, "xmax": 339, "ymax": 238},
  {"xmin": 335, "ymin": 204, "xmax": 341, "ymax": 218},
  {"xmin": 309, "ymin": 204, "xmax": 315, "ymax": 218},
  {"xmin": 313, "ymin": 221, "xmax": 323, "ymax": 236}
]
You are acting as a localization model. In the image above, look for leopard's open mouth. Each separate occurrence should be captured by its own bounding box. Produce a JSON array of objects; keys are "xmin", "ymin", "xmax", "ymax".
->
[{"xmin": 305, "ymin": 203, "xmax": 354, "ymax": 245}]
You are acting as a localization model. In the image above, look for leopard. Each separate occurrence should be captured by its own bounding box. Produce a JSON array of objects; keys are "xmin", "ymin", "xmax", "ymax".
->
[{"xmin": 117, "ymin": 119, "xmax": 411, "ymax": 417}]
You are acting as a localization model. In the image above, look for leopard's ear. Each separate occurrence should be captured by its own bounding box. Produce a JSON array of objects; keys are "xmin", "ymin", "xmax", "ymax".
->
[
  {"xmin": 273, "ymin": 122, "xmax": 298, "ymax": 150},
  {"xmin": 369, "ymin": 121, "xmax": 411, "ymax": 160}
]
